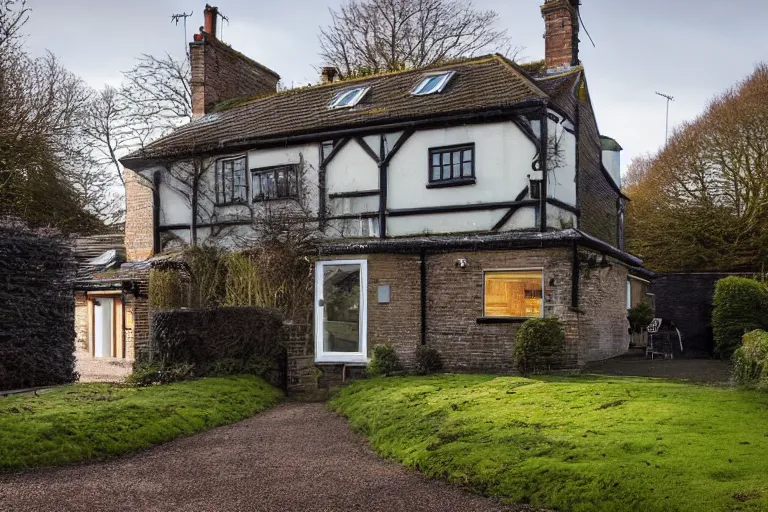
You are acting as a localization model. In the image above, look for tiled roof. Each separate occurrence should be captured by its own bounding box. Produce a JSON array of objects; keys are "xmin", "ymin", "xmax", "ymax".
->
[{"xmin": 122, "ymin": 55, "xmax": 556, "ymax": 165}]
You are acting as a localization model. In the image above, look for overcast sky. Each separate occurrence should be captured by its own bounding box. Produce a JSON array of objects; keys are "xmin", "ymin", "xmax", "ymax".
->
[{"xmin": 23, "ymin": 0, "xmax": 768, "ymax": 173}]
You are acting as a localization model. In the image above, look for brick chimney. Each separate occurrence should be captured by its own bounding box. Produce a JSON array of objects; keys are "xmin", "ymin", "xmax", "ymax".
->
[
  {"xmin": 203, "ymin": 4, "xmax": 218, "ymax": 38},
  {"xmin": 541, "ymin": 0, "xmax": 580, "ymax": 68},
  {"xmin": 190, "ymin": 6, "xmax": 281, "ymax": 119},
  {"xmin": 321, "ymin": 66, "xmax": 338, "ymax": 84}
]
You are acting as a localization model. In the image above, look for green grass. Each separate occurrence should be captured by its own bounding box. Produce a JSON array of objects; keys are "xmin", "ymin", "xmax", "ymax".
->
[
  {"xmin": 330, "ymin": 374, "xmax": 768, "ymax": 512},
  {"xmin": 0, "ymin": 375, "xmax": 282, "ymax": 472}
]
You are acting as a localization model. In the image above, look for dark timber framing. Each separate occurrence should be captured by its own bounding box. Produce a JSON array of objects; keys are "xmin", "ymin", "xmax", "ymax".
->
[
  {"xmin": 318, "ymin": 137, "xmax": 351, "ymax": 229},
  {"xmin": 538, "ymin": 106, "xmax": 549, "ymax": 232},
  {"xmin": 492, "ymin": 187, "xmax": 530, "ymax": 231},
  {"xmin": 388, "ymin": 199, "xmax": 538, "ymax": 217},
  {"xmin": 152, "ymin": 170, "xmax": 161, "ymax": 255},
  {"xmin": 328, "ymin": 189, "xmax": 380, "ymax": 199}
]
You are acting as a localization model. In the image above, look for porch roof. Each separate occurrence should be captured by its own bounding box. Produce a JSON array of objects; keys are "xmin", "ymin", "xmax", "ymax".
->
[{"xmin": 317, "ymin": 228, "xmax": 643, "ymax": 267}]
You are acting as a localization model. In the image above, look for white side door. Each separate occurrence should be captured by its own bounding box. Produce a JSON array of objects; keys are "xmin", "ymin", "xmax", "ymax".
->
[{"xmin": 314, "ymin": 260, "xmax": 368, "ymax": 364}]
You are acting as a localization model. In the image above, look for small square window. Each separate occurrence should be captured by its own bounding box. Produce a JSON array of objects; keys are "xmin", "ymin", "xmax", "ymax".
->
[
  {"xmin": 428, "ymin": 144, "xmax": 475, "ymax": 185},
  {"xmin": 412, "ymin": 71, "xmax": 455, "ymax": 95},
  {"xmin": 252, "ymin": 165, "xmax": 299, "ymax": 201},
  {"xmin": 484, "ymin": 270, "xmax": 544, "ymax": 318},
  {"xmin": 329, "ymin": 87, "xmax": 370, "ymax": 109}
]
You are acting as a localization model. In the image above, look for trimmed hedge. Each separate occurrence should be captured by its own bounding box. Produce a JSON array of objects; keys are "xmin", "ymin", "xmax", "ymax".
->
[
  {"xmin": 151, "ymin": 307, "xmax": 286, "ymax": 388},
  {"xmin": 513, "ymin": 317, "xmax": 566, "ymax": 375},
  {"xmin": 732, "ymin": 330, "xmax": 768, "ymax": 388},
  {"xmin": 712, "ymin": 277, "xmax": 768, "ymax": 359},
  {"xmin": 0, "ymin": 223, "xmax": 76, "ymax": 391}
]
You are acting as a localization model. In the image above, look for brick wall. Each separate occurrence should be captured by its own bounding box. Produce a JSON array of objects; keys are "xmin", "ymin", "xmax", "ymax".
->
[
  {"xmin": 426, "ymin": 249, "xmax": 576, "ymax": 372},
  {"xmin": 541, "ymin": 0, "xmax": 578, "ymax": 68},
  {"xmin": 190, "ymin": 35, "xmax": 279, "ymax": 118},
  {"xmin": 289, "ymin": 247, "xmax": 630, "ymax": 391},
  {"xmin": 578, "ymin": 84, "xmax": 620, "ymax": 247},
  {"xmin": 366, "ymin": 254, "xmax": 423, "ymax": 368},
  {"xmin": 124, "ymin": 168, "xmax": 154, "ymax": 261},
  {"xmin": 74, "ymin": 292, "xmax": 88, "ymax": 352},
  {"xmin": 125, "ymin": 279, "xmax": 150, "ymax": 361},
  {"xmin": 576, "ymin": 258, "xmax": 629, "ymax": 362}
]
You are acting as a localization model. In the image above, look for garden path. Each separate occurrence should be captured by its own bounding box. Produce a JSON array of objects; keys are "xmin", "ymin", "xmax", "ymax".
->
[{"xmin": 0, "ymin": 403, "xmax": 535, "ymax": 512}]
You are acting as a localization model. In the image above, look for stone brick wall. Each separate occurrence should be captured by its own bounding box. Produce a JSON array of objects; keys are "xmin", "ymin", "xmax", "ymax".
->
[
  {"xmin": 366, "ymin": 254, "xmax": 423, "ymax": 368},
  {"xmin": 124, "ymin": 168, "xmax": 154, "ymax": 262},
  {"xmin": 289, "ymin": 247, "xmax": 631, "ymax": 391},
  {"xmin": 578, "ymin": 85, "xmax": 620, "ymax": 247},
  {"xmin": 190, "ymin": 35, "xmax": 279, "ymax": 118},
  {"xmin": 576, "ymin": 259, "xmax": 630, "ymax": 362},
  {"xmin": 426, "ymin": 249, "xmax": 575, "ymax": 372},
  {"xmin": 74, "ymin": 292, "xmax": 88, "ymax": 352},
  {"xmin": 125, "ymin": 279, "xmax": 150, "ymax": 361}
]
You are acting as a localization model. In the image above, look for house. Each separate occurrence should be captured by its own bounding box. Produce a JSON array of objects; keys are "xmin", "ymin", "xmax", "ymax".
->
[
  {"xmin": 111, "ymin": 1, "xmax": 648, "ymax": 387},
  {"xmin": 71, "ymin": 234, "xmax": 134, "ymax": 381}
]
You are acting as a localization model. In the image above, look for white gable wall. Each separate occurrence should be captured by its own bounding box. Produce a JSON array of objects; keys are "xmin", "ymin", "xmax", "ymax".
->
[{"xmin": 388, "ymin": 122, "xmax": 534, "ymax": 209}]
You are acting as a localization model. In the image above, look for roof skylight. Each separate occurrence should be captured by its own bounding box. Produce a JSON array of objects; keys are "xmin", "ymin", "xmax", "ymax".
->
[
  {"xmin": 411, "ymin": 71, "xmax": 455, "ymax": 96},
  {"xmin": 329, "ymin": 86, "xmax": 371, "ymax": 109}
]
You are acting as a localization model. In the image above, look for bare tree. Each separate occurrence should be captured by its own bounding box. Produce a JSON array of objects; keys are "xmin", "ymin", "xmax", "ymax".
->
[
  {"xmin": 121, "ymin": 53, "xmax": 192, "ymax": 133},
  {"xmin": 0, "ymin": 0, "xmax": 28, "ymax": 51},
  {"xmin": 318, "ymin": 0, "xmax": 518, "ymax": 78}
]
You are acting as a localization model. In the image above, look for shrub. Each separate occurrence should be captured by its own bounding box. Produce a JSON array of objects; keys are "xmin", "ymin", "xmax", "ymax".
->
[
  {"xmin": 367, "ymin": 345, "xmax": 403, "ymax": 377},
  {"xmin": 712, "ymin": 277, "xmax": 768, "ymax": 359},
  {"xmin": 149, "ymin": 268, "xmax": 188, "ymax": 309},
  {"xmin": 628, "ymin": 302, "xmax": 654, "ymax": 333},
  {"xmin": 732, "ymin": 330, "xmax": 768, "ymax": 387},
  {"xmin": 150, "ymin": 307, "xmax": 286, "ymax": 388},
  {"xmin": 513, "ymin": 317, "xmax": 566, "ymax": 375},
  {"xmin": 414, "ymin": 346, "xmax": 443, "ymax": 375}
]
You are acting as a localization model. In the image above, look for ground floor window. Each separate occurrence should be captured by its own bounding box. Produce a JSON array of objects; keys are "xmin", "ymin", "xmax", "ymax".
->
[{"xmin": 483, "ymin": 269, "xmax": 544, "ymax": 318}]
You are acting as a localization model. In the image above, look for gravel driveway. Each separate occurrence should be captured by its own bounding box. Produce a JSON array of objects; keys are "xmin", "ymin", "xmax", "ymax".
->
[{"xmin": 0, "ymin": 403, "xmax": 528, "ymax": 512}]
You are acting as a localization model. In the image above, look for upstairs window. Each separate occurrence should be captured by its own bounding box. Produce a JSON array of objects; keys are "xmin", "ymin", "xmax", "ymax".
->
[
  {"xmin": 252, "ymin": 164, "xmax": 299, "ymax": 201},
  {"xmin": 428, "ymin": 144, "xmax": 475, "ymax": 186},
  {"xmin": 216, "ymin": 156, "xmax": 247, "ymax": 205},
  {"xmin": 484, "ymin": 270, "xmax": 544, "ymax": 319},
  {"xmin": 412, "ymin": 71, "xmax": 455, "ymax": 95},
  {"xmin": 329, "ymin": 87, "xmax": 370, "ymax": 109}
]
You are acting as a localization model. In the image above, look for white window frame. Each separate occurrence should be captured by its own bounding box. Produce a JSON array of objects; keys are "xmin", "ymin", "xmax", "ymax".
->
[
  {"xmin": 328, "ymin": 86, "xmax": 371, "ymax": 109},
  {"xmin": 411, "ymin": 71, "xmax": 456, "ymax": 96},
  {"xmin": 482, "ymin": 268, "xmax": 545, "ymax": 319},
  {"xmin": 314, "ymin": 259, "xmax": 368, "ymax": 364}
]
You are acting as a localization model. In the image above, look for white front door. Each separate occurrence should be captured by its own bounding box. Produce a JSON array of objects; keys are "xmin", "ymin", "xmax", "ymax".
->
[
  {"xmin": 93, "ymin": 298, "xmax": 114, "ymax": 358},
  {"xmin": 314, "ymin": 260, "xmax": 368, "ymax": 364}
]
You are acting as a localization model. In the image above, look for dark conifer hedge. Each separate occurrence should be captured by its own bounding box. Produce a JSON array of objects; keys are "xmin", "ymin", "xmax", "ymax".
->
[{"xmin": 0, "ymin": 222, "xmax": 77, "ymax": 390}]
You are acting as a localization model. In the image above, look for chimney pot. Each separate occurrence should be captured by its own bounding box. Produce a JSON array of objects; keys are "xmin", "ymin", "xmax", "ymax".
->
[
  {"xmin": 204, "ymin": 4, "xmax": 218, "ymax": 38},
  {"xmin": 321, "ymin": 66, "xmax": 339, "ymax": 84}
]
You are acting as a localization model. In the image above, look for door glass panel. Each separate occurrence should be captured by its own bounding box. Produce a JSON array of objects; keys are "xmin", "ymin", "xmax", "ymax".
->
[{"xmin": 322, "ymin": 264, "xmax": 361, "ymax": 353}]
